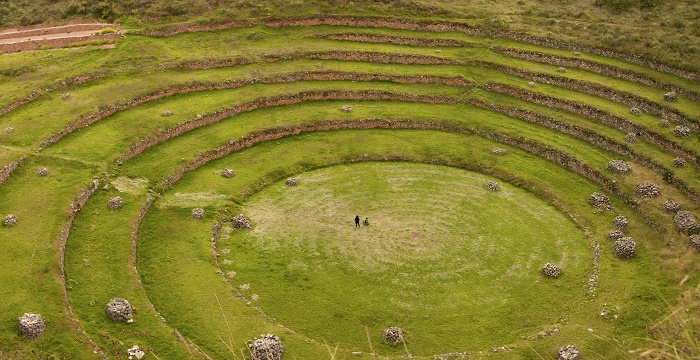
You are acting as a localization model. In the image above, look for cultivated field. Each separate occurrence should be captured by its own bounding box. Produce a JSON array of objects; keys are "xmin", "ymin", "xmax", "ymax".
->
[{"xmin": 0, "ymin": 15, "xmax": 699, "ymax": 360}]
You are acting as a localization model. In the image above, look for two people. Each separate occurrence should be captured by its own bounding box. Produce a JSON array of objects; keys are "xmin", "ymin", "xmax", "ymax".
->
[{"xmin": 355, "ymin": 215, "xmax": 370, "ymax": 227}]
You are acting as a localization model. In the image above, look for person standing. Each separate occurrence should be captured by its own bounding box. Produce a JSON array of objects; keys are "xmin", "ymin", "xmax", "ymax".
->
[{"xmin": 355, "ymin": 215, "xmax": 360, "ymax": 227}]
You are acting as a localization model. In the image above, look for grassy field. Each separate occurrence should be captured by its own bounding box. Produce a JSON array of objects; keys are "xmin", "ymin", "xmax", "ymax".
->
[{"xmin": 0, "ymin": 10, "xmax": 699, "ymax": 360}]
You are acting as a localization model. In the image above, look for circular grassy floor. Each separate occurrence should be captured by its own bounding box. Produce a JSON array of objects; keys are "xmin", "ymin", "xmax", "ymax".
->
[{"xmin": 219, "ymin": 162, "xmax": 590, "ymax": 355}]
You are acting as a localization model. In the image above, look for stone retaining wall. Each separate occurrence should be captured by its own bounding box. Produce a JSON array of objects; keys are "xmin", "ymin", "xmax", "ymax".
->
[
  {"xmin": 0, "ymin": 33, "xmax": 120, "ymax": 53},
  {"xmin": 0, "ymin": 24, "xmax": 113, "ymax": 40},
  {"xmin": 0, "ymin": 156, "xmax": 27, "ymax": 185}
]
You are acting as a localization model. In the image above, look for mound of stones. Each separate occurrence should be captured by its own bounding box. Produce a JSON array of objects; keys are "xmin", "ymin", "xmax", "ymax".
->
[
  {"xmin": 688, "ymin": 235, "xmax": 700, "ymax": 251},
  {"xmin": 607, "ymin": 230, "xmax": 624, "ymax": 240},
  {"xmin": 541, "ymin": 263, "xmax": 560, "ymax": 277},
  {"xmin": 161, "ymin": 110, "xmax": 172, "ymax": 116},
  {"xmin": 18, "ymin": 313, "xmax": 44, "ymax": 338},
  {"xmin": 675, "ymin": 211, "xmax": 700, "ymax": 235},
  {"xmin": 247, "ymin": 334, "xmax": 283, "ymax": 360},
  {"xmin": 673, "ymin": 157, "xmax": 686, "ymax": 167},
  {"xmin": 663, "ymin": 200, "xmax": 681, "ymax": 213},
  {"xmin": 613, "ymin": 215, "xmax": 628, "ymax": 232},
  {"xmin": 557, "ymin": 67, "xmax": 566, "ymax": 73},
  {"xmin": 108, "ymin": 196, "xmax": 123, "ymax": 210},
  {"xmin": 491, "ymin": 148, "xmax": 505, "ymax": 155},
  {"xmin": 232, "ymin": 214, "xmax": 252, "ymax": 229},
  {"xmin": 629, "ymin": 107, "xmax": 641, "ymax": 116},
  {"xmin": 662, "ymin": 91, "xmax": 678, "ymax": 101},
  {"xmin": 37, "ymin": 167, "xmax": 48, "ymax": 176},
  {"xmin": 659, "ymin": 119, "xmax": 670, "ymax": 128},
  {"xmin": 635, "ymin": 181, "xmax": 661, "ymax": 198},
  {"xmin": 674, "ymin": 125, "xmax": 691, "ymax": 138},
  {"xmin": 285, "ymin": 178, "xmax": 297, "ymax": 186},
  {"xmin": 127, "ymin": 345, "xmax": 145, "ymax": 359},
  {"xmin": 485, "ymin": 181, "xmax": 500, "ymax": 191},
  {"xmin": 221, "ymin": 168, "xmax": 234, "ymax": 178},
  {"xmin": 106, "ymin": 298, "xmax": 133, "ymax": 321},
  {"xmin": 605, "ymin": 160, "xmax": 631, "ymax": 174},
  {"xmin": 4, "ymin": 214, "xmax": 17, "ymax": 226},
  {"xmin": 613, "ymin": 237, "xmax": 637, "ymax": 259},
  {"xmin": 527, "ymin": 81, "xmax": 536, "ymax": 87},
  {"xmin": 191, "ymin": 208, "xmax": 205, "ymax": 219},
  {"xmin": 557, "ymin": 345, "xmax": 580, "ymax": 360},
  {"xmin": 624, "ymin": 133, "xmax": 637, "ymax": 143},
  {"xmin": 340, "ymin": 105, "xmax": 353, "ymax": 113},
  {"xmin": 383, "ymin": 327, "xmax": 404, "ymax": 344},
  {"xmin": 588, "ymin": 192, "xmax": 611, "ymax": 210}
]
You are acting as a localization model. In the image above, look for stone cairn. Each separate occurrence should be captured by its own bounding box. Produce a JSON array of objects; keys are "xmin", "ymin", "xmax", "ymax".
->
[
  {"xmin": 688, "ymin": 235, "xmax": 700, "ymax": 251},
  {"xmin": 588, "ymin": 192, "xmax": 612, "ymax": 211},
  {"xmin": 613, "ymin": 237, "xmax": 637, "ymax": 259},
  {"xmin": 108, "ymin": 196, "xmax": 123, "ymax": 210},
  {"xmin": 624, "ymin": 132, "xmax": 637, "ymax": 143},
  {"xmin": 675, "ymin": 211, "xmax": 700, "ymax": 235},
  {"xmin": 635, "ymin": 181, "xmax": 661, "ymax": 198},
  {"xmin": 340, "ymin": 105, "xmax": 353, "ymax": 113},
  {"xmin": 127, "ymin": 345, "xmax": 145, "ymax": 359},
  {"xmin": 606, "ymin": 160, "xmax": 631, "ymax": 174},
  {"xmin": 161, "ymin": 110, "xmax": 172, "ymax": 116},
  {"xmin": 556, "ymin": 345, "xmax": 580, "ymax": 360},
  {"xmin": 612, "ymin": 215, "xmax": 628, "ymax": 232},
  {"xmin": 541, "ymin": 263, "xmax": 560, "ymax": 277},
  {"xmin": 674, "ymin": 125, "xmax": 691, "ymax": 138},
  {"xmin": 221, "ymin": 168, "xmax": 234, "ymax": 178},
  {"xmin": 673, "ymin": 157, "xmax": 686, "ymax": 167},
  {"xmin": 37, "ymin": 167, "xmax": 48, "ymax": 176},
  {"xmin": 285, "ymin": 178, "xmax": 297, "ymax": 186},
  {"xmin": 247, "ymin": 334, "xmax": 283, "ymax": 360},
  {"xmin": 106, "ymin": 298, "xmax": 133, "ymax": 321},
  {"xmin": 629, "ymin": 107, "xmax": 641, "ymax": 116},
  {"xmin": 18, "ymin": 313, "xmax": 44, "ymax": 338},
  {"xmin": 232, "ymin": 214, "xmax": 253, "ymax": 229},
  {"xmin": 191, "ymin": 208, "xmax": 205, "ymax": 219},
  {"xmin": 607, "ymin": 230, "xmax": 624, "ymax": 240},
  {"xmin": 662, "ymin": 91, "xmax": 678, "ymax": 101},
  {"xmin": 4, "ymin": 214, "xmax": 17, "ymax": 226},
  {"xmin": 663, "ymin": 200, "xmax": 681, "ymax": 213},
  {"xmin": 485, "ymin": 181, "xmax": 500, "ymax": 191},
  {"xmin": 659, "ymin": 118, "xmax": 670, "ymax": 128},
  {"xmin": 491, "ymin": 148, "xmax": 505, "ymax": 155},
  {"xmin": 382, "ymin": 327, "xmax": 405, "ymax": 344}
]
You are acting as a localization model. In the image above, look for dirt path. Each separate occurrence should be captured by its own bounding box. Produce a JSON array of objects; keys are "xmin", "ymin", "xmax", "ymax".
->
[{"xmin": 0, "ymin": 23, "xmax": 118, "ymax": 52}]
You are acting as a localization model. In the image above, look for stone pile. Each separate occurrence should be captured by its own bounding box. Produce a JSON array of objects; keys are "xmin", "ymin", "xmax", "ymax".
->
[
  {"xmin": 613, "ymin": 237, "xmax": 637, "ymax": 259},
  {"xmin": 18, "ymin": 313, "xmax": 44, "ymax": 338},
  {"xmin": 557, "ymin": 67, "xmax": 566, "ymax": 73},
  {"xmin": 108, "ymin": 196, "xmax": 123, "ymax": 210},
  {"xmin": 688, "ymin": 235, "xmax": 700, "ymax": 251},
  {"xmin": 221, "ymin": 168, "xmax": 234, "ymax": 178},
  {"xmin": 613, "ymin": 215, "xmax": 628, "ymax": 232},
  {"xmin": 247, "ymin": 334, "xmax": 283, "ymax": 360},
  {"xmin": 629, "ymin": 107, "xmax": 641, "ymax": 115},
  {"xmin": 624, "ymin": 133, "xmax": 637, "ymax": 143},
  {"xmin": 4, "ymin": 214, "xmax": 17, "ymax": 226},
  {"xmin": 4, "ymin": 127, "xmax": 13, "ymax": 133},
  {"xmin": 491, "ymin": 148, "xmax": 505, "ymax": 155},
  {"xmin": 635, "ymin": 181, "xmax": 661, "ymax": 198},
  {"xmin": 285, "ymin": 178, "xmax": 297, "ymax": 186},
  {"xmin": 191, "ymin": 208, "xmax": 205, "ymax": 219},
  {"xmin": 557, "ymin": 345, "xmax": 580, "ymax": 360},
  {"xmin": 37, "ymin": 167, "xmax": 48, "ymax": 176},
  {"xmin": 127, "ymin": 345, "xmax": 145, "ymax": 359},
  {"xmin": 485, "ymin": 181, "xmax": 500, "ymax": 191},
  {"xmin": 663, "ymin": 200, "xmax": 681, "ymax": 213},
  {"xmin": 674, "ymin": 125, "xmax": 691, "ymax": 138},
  {"xmin": 588, "ymin": 192, "xmax": 611, "ymax": 210},
  {"xmin": 673, "ymin": 157, "xmax": 686, "ymax": 167},
  {"xmin": 675, "ymin": 211, "xmax": 700, "ymax": 235},
  {"xmin": 607, "ymin": 230, "xmax": 624, "ymax": 240},
  {"xmin": 161, "ymin": 110, "xmax": 172, "ymax": 116},
  {"xmin": 232, "ymin": 214, "xmax": 253, "ymax": 229},
  {"xmin": 382, "ymin": 327, "xmax": 404, "ymax": 344},
  {"xmin": 340, "ymin": 105, "xmax": 353, "ymax": 113},
  {"xmin": 659, "ymin": 119, "xmax": 670, "ymax": 127},
  {"xmin": 527, "ymin": 81, "xmax": 536, "ymax": 87},
  {"xmin": 662, "ymin": 91, "xmax": 678, "ymax": 101},
  {"xmin": 106, "ymin": 298, "xmax": 133, "ymax": 321},
  {"xmin": 61, "ymin": 93, "xmax": 72, "ymax": 100},
  {"xmin": 541, "ymin": 263, "xmax": 560, "ymax": 277},
  {"xmin": 605, "ymin": 160, "xmax": 631, "ymax": 174}
]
